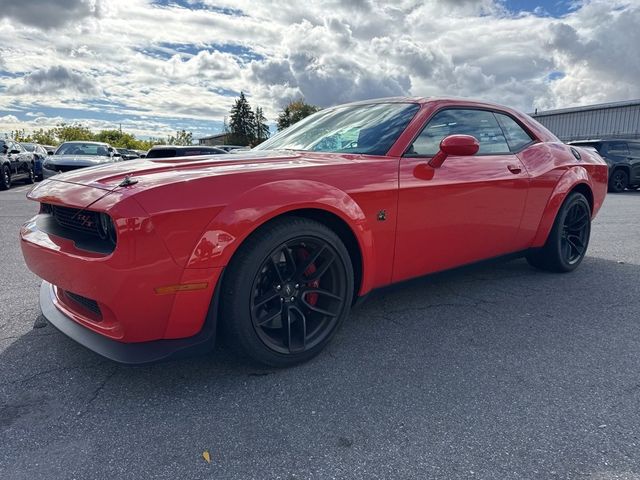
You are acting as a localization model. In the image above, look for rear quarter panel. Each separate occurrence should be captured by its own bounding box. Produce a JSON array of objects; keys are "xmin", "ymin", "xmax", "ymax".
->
[{"xmin": 517, "ymin": 142, "xmax": 608, "ymax": 248}]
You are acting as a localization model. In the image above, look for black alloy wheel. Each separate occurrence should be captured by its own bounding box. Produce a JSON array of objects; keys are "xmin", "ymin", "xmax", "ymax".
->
[
  {"xmin": 526, "ymin": 192, "xmax": 591, "ymax": 272},
  {"xmin": 0, "ymin": 165, "xmax": 10, "ymax": 190},
  {"xmin": 609, "ymin": 169, "xmax": 628, "ymax": 193},
  {"xmin": 250, "ymin": 237, "xmax": 347, "ymax": 355},
  {"xmin": 221, "ymin": 217, "xmax": 354, "ymax": 367},
  {"xmin": 25, "ymin": 165, "xmax": 35, "ymax": 184},
  {"xmin": 560, "ymin": 200, "xmax": 590, "ymax": 265}
]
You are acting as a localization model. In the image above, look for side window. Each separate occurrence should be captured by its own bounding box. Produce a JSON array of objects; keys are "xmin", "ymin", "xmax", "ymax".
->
[
  {"xmin": 628, "ymin": 143, "xmax": 640, "ymax": 158},
  {"xmin": 409, "ymin": 109, "xmax": 510, "ymax": 156},
  {"xmin": 607, "ymin": 142, "xmax": 629, "ymax": 156},
  {"xmin": 495, "ymin": 113, "xmax": 534, "ymax": 152}
]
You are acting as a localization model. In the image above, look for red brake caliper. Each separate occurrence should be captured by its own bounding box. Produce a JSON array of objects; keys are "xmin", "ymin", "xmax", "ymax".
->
[{"xmin": 296, "ymin": 248, "xmax": 319, "ymax": 306}]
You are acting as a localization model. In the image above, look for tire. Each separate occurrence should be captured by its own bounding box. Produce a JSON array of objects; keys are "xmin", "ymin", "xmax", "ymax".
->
[
  {"xmin": 0, "ymin": 165, "xmax": 10, "ymax": 191},
  {"xmin": 220, "ymin": 216, "xmax": 354, "ymax": 367},
  {"xmin": 526, "ymin": 192, "xmax": 591, "ymax": 273},
  {"xmin": 24, "ymin": 165, "xmax": 35, "ymax": 184},
  {"xmin": 608, "ymin": 169, "xmax": 629, "ymax": 193}
]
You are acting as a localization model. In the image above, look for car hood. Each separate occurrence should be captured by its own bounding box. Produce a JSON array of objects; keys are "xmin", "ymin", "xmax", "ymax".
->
[
  {"xmin": 40, "ymin": 150, "xmax": 353, "ymax": 191},
  {"xmin": 46, "ymin": 155, "xmax": 113, "ymax": 166}
]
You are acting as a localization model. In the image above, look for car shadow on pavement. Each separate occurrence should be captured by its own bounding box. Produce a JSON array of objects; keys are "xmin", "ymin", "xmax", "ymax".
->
[{"xmin": 2, "ymin": 256, "xmax": 640, "ymax": 478}]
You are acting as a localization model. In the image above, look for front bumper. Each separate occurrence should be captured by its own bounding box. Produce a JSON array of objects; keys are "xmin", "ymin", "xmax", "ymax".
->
[
  {"xmin": 21, "ymin": 179, "xmax": 223, "ymax": 346},
  {"xmin": 40, "ymin": 281, "xmax": 217, "ymax": 364}
]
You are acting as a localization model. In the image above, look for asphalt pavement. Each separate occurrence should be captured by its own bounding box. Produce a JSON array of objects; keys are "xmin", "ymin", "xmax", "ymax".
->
[{"xmin": 1, "ymin": 184, "xmax": 640, "ymax": 479}]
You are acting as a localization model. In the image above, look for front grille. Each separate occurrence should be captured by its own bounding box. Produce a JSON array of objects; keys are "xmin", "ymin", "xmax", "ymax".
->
[
  {"xmin": 50, "ymin": 204, "xmax": 101, "ymax": 236},
  {"xmin": 39, "ymin": 203, "xmax": 117, "ymax": 254},
  {"xmin": 65, "ymin": 291, "xmax": 102, "ymax": 320},
  {"xmin": 44, "ymin": 164, "xmax": 83, "ymax": 173}
]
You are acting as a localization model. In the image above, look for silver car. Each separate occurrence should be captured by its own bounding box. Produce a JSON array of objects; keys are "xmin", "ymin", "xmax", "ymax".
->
[{"xmin": 43, "ymin": 141, "xmax": 122, "ymax": 179}]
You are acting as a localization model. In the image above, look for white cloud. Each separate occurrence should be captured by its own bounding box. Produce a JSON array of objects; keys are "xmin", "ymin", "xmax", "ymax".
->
[{"xmin": 0, "ymin": 0, "xmax": 638, "ymax": 138}]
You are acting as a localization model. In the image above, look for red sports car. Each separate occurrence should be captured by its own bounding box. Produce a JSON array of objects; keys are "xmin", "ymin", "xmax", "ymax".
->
[{"xmin": 20, "ymin": 97, "xmax": 608, "ymax": 366}]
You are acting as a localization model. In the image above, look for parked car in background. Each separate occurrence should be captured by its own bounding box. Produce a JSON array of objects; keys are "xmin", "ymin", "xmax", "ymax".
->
[
  {"xmin": 21, "ymin": 97, "xmax": 608, "ymax": 367},
  {"xmin": 42, "ymin": 145, "xmax": 57, "ymax": 155},
  {"xmin": 145, "ymin": 145, "xmax": 228, "ymax": 158},
  {"xmin": 1, "ymin": 139, "xmax": 36, "ymax": 189},
  {"xmin": 569, "ymin": 139, "xmax": 640, "ymax": 192},
  {"xmin": 116, "ymin": 148, "xmax": 141, "ymax": 160},
  {"xmin": 43, "ymin": 141, "xmax": 121, "ymax": 179},
  {"xmin": 21, "ymin": 142, "xmax": 48, "ymax": 180},
  {"xmin": 134, "ymin": 149, "xmax": 147, "ymax": 158},
  {"xmin": 216, "ymin": 145, "xmax": 246, "ymax": 152}
]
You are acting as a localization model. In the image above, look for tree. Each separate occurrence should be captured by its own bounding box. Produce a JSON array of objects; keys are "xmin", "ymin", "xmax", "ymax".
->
[
  {"xmin": 228, "ymin": 92, "xmax": 256, "ymax": 146},
  {"xmin": 31, "ymin": 128, "xmax": 58, "ymax": 146},
  {"xmin": 166, "ymin": 129, "xmax": 193, "ymax": 146},
  {"xmin": 95, "ymin": 129, "xmax": 133, "ymax": 148},
  {"xmin": 10, "ymin": 129, "xmax": 31, "ymax": 142},
  {"xmin": 254, "ymin": 107, "xmax": 270, "ymax": 144},
  {"xmin": 54, "ymin": 123, "xmax": 94, "ymax": 142},
  {"xmin": 277, "ymin": 99, "xmax": 319, "ymax": 130}
]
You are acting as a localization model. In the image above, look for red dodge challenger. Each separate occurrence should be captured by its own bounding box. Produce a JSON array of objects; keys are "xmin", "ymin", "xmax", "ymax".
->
[{"xmin": 20, "ymin": 97, "xmax": 608, "ymax": 366}]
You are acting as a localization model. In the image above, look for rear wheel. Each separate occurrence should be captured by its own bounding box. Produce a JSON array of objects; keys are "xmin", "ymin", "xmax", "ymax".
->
[
  {"xmin": 24, "ymin": 165, "xmax": 35, "ymax": 184},
  {"xmin": 0, "ymin": 165, "xmax": 10, "ymax": 190},
  {"xmin": 608, "ymin": 169, "xmax": 629, "ymax": 193},
  {"xmin": 220, "ymin": 217, "xmax": 354, "ymax": 367},
  {"xmin": 526, "ymin": 192, "xmax": 591, "ymax": 272}
]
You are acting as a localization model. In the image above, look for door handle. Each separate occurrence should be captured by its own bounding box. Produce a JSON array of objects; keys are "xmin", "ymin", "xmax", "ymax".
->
[{"xmin": 507, "ymin": 164, "xmax": 522, "ymax": 174}]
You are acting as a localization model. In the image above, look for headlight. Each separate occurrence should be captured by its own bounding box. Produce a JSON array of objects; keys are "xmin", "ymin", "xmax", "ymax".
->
[{"xmin": 98, "ymin": 213, "xmax": 117, "ymax": 245}]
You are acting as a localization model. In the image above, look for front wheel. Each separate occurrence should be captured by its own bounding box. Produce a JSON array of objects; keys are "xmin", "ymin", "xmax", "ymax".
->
[
  {"xmin": 0, "ymin": 165, "xmax": 10, "ymax": 190},
  {"xmin": 526, "ymin": 192, "xmax": 591, "ymax": 272},
  {"xmin": 220, "ymin": 217, "xmax": 354, "ymax": 367}
]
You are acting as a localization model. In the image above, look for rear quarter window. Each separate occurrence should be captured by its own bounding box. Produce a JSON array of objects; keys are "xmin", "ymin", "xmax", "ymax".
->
[{"xmin": 494, "ymin": 113, "xmax": 534, "ymax": 151}]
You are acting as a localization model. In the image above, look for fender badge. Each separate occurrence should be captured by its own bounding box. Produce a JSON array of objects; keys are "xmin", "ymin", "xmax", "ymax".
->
[{"xmin": 377, "ymin": 209, "xmax": 387, "ymax": 221}]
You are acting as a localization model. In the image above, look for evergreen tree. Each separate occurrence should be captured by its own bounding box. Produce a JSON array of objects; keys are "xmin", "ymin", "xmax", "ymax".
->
[
  {"xmin": 254, "ymin": 107, "xmax": 270, "ymax": 144},
  {"xmin": 228, "ymin": 92, "xmax": 256, "ymax": 146}
]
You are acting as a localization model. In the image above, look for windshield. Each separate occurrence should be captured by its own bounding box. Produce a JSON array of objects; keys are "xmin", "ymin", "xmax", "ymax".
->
[
  {"xmin": 22, "ymin": 143, "xmax": 36, "ymax": 152},
  {"xmin": 55, "ymin": 142, "xmax": 110, "ymax": 156},
  {"xmin": 254, "ymin": 102, "xmax": 420, "ymax": 155}
]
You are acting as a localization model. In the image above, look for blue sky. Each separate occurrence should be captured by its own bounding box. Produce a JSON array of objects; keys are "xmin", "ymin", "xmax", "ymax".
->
[
  {"xmin": 504, "ymin": 0, "xmax": 574, "ymax": 16},
  {"xmin": 1, "ymin": 0, "xmax": 638, "ymax": 141}
]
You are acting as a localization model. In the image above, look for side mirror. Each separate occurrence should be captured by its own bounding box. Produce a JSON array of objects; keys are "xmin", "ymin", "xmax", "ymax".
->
[
  {"xmin": 47, "ymin": 151, "xmax": 53, "ymax": 155},
  {"xmin": 10, "ymin": 149, "xmax": 21, "ymax": 155},
  {"xmin": 429, "ymin": 134, "xmax": 479, "ymax": 168}
]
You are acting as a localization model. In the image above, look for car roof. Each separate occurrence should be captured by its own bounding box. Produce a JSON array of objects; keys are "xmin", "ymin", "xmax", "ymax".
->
[
  {"xmin": 59, "ymin": 141, "xmax": 109, "ymax": 146},
  {"xmin": 149, "ymin": 145, "xmax": 221, "ymax": 149},
  {"xmin": 338, "ymin": 96, "xmax": 514, "ymax": 109},
  {"xmin": 570, "ymin": 139, "xmax": 640, "ymax": 144}
]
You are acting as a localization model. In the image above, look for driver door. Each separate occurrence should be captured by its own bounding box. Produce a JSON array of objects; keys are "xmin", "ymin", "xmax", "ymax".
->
[{"xmin": 392, "ymin": 108, "xmax": 530, "ymax": 282}]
